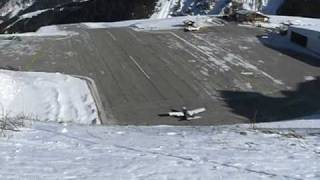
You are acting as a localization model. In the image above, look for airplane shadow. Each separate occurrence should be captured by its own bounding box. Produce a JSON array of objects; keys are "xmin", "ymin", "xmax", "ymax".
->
[
  {"xmin": 220, "ymin": 77, "xmax": 320, "ymax": 123},
  {"xmin": 257, "ymin": 33, "xmax": 320, "ymax": 68},
  {"xmin": 158, "ymin": 113, "xmax": 188, "ymax": 121}
]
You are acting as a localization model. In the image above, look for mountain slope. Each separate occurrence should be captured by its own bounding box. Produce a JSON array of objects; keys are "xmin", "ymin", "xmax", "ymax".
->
[
  {"xmin": 1, "ymin": 0, "xmax": 320, "ymax": 33},
  {"xmin": 0, "ymin": 0, "xmax": 156, "ymax": 33},
  {"xmin": 278, "ymin": 0, "xmax": 320, "ymax": 18}
]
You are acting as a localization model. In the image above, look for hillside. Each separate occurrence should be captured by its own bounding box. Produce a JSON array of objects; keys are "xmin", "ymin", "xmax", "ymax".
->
[
  {"xmin": 0, "ymin": 0, "xmax": 156, "ymax": 33},
  {"xmin": 1, "ymin": 0, "xmax": 320, "ymax": 33},
  {"xmin": 278, "ymin": 0, "xmax": 320, "ymax": 18}
]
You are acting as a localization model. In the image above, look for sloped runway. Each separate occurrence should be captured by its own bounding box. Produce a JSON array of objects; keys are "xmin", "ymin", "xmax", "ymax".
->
[{"xmin": 0, "ymin": 24, "xmax": 319, "ymax": 125}]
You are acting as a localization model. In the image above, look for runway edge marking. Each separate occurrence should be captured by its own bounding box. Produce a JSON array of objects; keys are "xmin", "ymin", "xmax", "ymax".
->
[{"xmin": 129, "ymin": 55, "xmax": 151, "ymax": 80}]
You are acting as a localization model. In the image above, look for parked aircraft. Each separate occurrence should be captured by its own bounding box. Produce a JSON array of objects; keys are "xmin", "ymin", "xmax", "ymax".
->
[{"xmin": 159, "ymin": 107, "xmax": 206, "ymax": 121}]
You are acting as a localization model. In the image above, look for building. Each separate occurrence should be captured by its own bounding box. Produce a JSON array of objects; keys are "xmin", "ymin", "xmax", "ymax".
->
[
  {"xmin": 287, "ymin": 25, "xmax": 320, "ymax": 55},
  {"xmin": 234, "ymin": 10, "xmax": 269, "ymax": 22}
]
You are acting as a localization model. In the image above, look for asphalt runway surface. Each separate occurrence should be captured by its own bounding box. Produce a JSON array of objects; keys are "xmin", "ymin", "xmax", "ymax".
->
[{"xmin": 0, "ymin": 24, "xmax": 319, "ymax": 125}]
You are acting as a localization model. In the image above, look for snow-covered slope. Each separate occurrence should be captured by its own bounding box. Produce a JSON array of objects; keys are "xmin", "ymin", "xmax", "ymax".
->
[
  {"xmin": 151, "ymin": 0, "xmax": 285, "ymax": 19},
  {"xmin": 240, "ymin": 0, "xmax": 284, "ymax": 14},
  {"xmin": 0, "ymin": 122, "xmax": 319, "ymax": 179},
  {"xmin": 0, "ymin": 0, "xmax": 156, "ymax": 33},
  {"xmin": 0, "ymin": 0, "xmax": 35, "ymax": 18},
  {"xmin": 151, "ymin": 0, "xmax": 222, "ymax": 19},
  {"xmin": 1, "ymin": 0, "xmax": 320, "ymax": 33},
  {"xmin": 83, "ymin": 15, "xmax": 224, "ymax": 31}
]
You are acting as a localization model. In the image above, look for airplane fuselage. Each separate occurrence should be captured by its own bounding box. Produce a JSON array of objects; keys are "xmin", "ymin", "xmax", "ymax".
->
[{"xmin": 181, "ymin": 108, "xmax": 193, "ymax": 121}]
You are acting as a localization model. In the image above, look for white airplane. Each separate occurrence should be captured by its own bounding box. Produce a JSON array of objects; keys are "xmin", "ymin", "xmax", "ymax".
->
[
  {"xmin": 165, "ymin": 107, "xmax": 206, "ymax": 121},
  {"xmin": 183, "ymin": 20, "xmax": 201, "ymax": 32}
]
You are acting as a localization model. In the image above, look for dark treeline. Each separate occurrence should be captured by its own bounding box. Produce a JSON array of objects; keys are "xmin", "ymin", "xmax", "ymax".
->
[
  {"xmin": 278, "ymin": 0, "xmax": 320, "ymax": 18},
  {"xmin": 0, "ymin": 0, "xmax": 157, "ymax": 33}
]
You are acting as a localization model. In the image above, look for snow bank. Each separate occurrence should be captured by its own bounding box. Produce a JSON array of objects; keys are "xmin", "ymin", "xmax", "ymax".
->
[
  {"xmin": 83, "ymin": 15, "xmax": 223, "ymax": 31},
  {"xmin": 0, "ymin": 25, "xmax": 78, "ymax": 37},
  {"xmin": 241, "ymin": 113, "xmax": 320, "ymax": 129},
  {"xmin": 0, "ymin": 70, "xmax": 99, "ymax": 124},
  {"xmin": 249, "ymin": 119, "xmax": 320, "ymax": 129},
  {"xmin": 255, "ymin": 15, "xmax": 320, "ymax": 32},
  {"xmin": 268, "ymin": 15, "xmax": 320, "ymax": 27},
  {"xmin": 35, "ymin": 25, "xmax": 78, "ymax": 36}
]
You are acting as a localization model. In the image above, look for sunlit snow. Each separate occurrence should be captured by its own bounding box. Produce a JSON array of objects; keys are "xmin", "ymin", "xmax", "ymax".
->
[
  {"xmin": 0, "ymin": 122, "xmax": 319, "ymax": 179},
  {"xmin": 0, "ymin": 70, "xmax": 99, "ymax": 124}
]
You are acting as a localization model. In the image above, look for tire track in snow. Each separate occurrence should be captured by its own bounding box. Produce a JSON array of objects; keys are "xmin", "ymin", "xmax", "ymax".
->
[{"xmin": 113, "ymin": 144, "xmax": 303, "ymax": 180}]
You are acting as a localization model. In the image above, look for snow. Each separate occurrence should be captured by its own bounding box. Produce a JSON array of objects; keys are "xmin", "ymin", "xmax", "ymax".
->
[
  {"xmin": 261, "ymin": 0, "xmax": 284, "ymax": 14},
  {"xmin": 0, "ymin": 0, "xmax": 35, "ymax": 18},
  {"xmin": 0, "ymin": 1, "xmax": 320, "ymax": 178},
  {"xmin": 241, "ymin": 113, "xmax": 320, "ymax": 129},
  {"xmin": 254, "ymin": 15, "xmax": 320, "ymax": 58},
  {"xmin": 151, "ymin": 0, "xmax": 227, "ymax": 17},
  {"xmin": 291, "ymin": 24, "xmax": 320, "ymax": 33},
  {"xmin": 240, "ymin": 0, "xmax": 284, "ymax": 14},
  {"xmin": 269, "ymin": 15, "xmax": 320, "ymax": 27},
  {"xmin": 248, "ymin": 120, "xmax": 320, "ymax": 129},
  {"xmin": 151, "ymin": 0, "xmax": 175, "ymax": 19},
  {"xmin": 150, "ymin": 0, "xmax": 284, "ymax": 18},
  {"xmin": 258, "ymin": 32, "xmax": 320, "ymax": 59},
  {"xmin": 254, "ymin": 15, "xmax": 320, "ymax": 30},
  {"xmin": 83, "ymin": 15, "xmax": 223, "ymax": 31},
  {"xmin": 0, "ymin": 121, "xmax": 319, "ymax": 179},
  {"xmin": 0, "ymin": 25, "xmax": 78, "ymax": 37},
  {"xmin": 210, "ymin": 0, "xmax": 231, "ymax": 14},
  {"xmin": 20, "ymin": 9, "xmax": 50, "ymax": 19},
  {"xmin": 0, "ymin": 70, "xmax": 99, "ymax": 125},
  {"xmin": 35, "ymin": 25, "xmax": 78, "ymax": 36}
]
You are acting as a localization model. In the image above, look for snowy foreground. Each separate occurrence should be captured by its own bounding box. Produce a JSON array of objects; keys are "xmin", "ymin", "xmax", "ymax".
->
[
  {"xmin": 0, "ymin": 121, "xmax": 319, "ymax": 180},
  {"xmin": 0, "ymin": 70, "xmax": 99, "ymax": 124}
]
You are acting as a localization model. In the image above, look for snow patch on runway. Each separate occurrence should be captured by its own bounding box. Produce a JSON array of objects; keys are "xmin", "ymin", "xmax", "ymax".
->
[
  {"xmin": 169, "ymin": 32, "xmax": 284, "ymax": 87},
  {"xmin": 0, "ymin": 40, "xmax": 41, "ymax": 57}
]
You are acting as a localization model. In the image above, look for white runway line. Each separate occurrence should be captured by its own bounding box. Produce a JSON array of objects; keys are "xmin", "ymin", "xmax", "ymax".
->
[
  {"xmin": 170, "ymin": 32, "xmax": 208, "ymax": 56},
  {"xmin": 106, "ymin": 30, "xmax": 117, "ymax": 41},
  {"xmin": 129, "ymin": 56, "xmax": 151, "ymax": 80}
]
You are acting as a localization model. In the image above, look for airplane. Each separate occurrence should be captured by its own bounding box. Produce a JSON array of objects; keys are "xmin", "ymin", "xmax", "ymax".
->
[
  {"xmin": 183, "ymin": 20, "xmax": 201, "ymax": 32},
  {"xmin": 159, "ymin": 107, "xmax": 206, "ymax": 121}
]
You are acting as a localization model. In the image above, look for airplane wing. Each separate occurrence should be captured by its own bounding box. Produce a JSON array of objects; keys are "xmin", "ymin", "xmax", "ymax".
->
[
  {"xmin": 188, "ymin": 108, "xmax": 206, "ymax": 116},
  {"xmin": 169, "ymin": 112, "xmax": 184, "ymax": 117}
]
